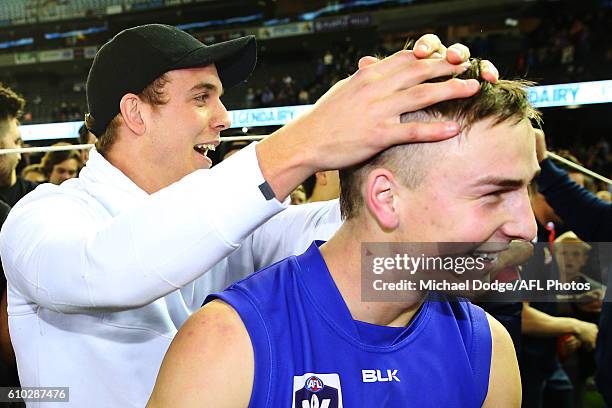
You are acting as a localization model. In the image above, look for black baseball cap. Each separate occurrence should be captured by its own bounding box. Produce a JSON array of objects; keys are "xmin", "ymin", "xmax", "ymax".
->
[{"xmin": 86, "ymin": 24, "xmax": 257, "ymax": 136}]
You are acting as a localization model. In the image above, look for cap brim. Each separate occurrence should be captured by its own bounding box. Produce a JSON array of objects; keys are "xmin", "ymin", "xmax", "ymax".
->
[{"xmin": 171, "ymin": 35, "xmax": 257, "ymax": 88}]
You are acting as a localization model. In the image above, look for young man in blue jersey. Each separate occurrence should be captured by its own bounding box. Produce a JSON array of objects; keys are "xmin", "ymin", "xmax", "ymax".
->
[{"xmin": 148, "ymin": 61, "xmax": 539, "ymax": 407}]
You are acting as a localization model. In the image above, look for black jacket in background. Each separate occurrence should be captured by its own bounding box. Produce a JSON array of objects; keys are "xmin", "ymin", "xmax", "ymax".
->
[{"xmin": 0, "ymin": 177, "xmax": 37, "ymax": 208}]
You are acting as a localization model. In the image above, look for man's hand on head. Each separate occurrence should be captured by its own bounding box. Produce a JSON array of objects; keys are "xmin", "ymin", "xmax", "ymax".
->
[
  {"xmin": 359, "ymin": 34, "xmax": 499, "ymax": 83},
  {"xmin": 256, "ymin": 33, "xmax": 501, "ymax": 201},
  {"xmin": 257, "ymin": 48, "xmax": 478, "ymax": 200}
]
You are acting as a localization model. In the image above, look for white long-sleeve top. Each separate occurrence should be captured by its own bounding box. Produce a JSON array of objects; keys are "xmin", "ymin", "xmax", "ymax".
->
[{"xmin": 0, "ymin": 144, "xmax": 341, "ymax": 407}]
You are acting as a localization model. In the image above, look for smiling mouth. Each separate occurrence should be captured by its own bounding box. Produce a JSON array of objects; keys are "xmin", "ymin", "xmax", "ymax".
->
[{"xmin": 193, "ymin": 143, "xmax": 216, "ymax": 157}]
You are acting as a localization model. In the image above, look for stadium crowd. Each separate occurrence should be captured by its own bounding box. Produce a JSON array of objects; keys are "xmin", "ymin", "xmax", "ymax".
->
[{"xmin": 5, "ymin": 3, "xmax": 612, "ymax": 129}]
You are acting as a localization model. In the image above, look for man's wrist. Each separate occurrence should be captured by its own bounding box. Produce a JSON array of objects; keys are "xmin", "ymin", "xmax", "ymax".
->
[
  {"xmin": 255, "ymin": 125, "xmax": 313, "ymax": 201},
  {"xmin": 569, "ymin": 318, "xmax": 583, "ymax": 336}
]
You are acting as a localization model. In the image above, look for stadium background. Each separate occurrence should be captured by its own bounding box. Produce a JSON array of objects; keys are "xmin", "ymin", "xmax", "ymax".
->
[
  {"xmin": 0, "ymin": 0, "xmax": 609, "ymax": 180},
  {"xmin": 0, "ymin": 0, "xmax": 609, "ymax": 406}
]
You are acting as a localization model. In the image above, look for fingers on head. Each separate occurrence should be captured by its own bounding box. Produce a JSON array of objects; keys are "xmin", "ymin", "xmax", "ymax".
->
[
  {"xmin": 446, "ymin": 43, "xmax": 470, "ymax": 63},
  {"xmin": 387, "ymin": 76, "xmax": 479, "ymax": 113},
  {"xmin": 355, "ymin": 50, "xmax": 415, "ymax": 79},
  {"xmin": 479, "ymin": 59, "xmax": 499, "ymax": 83},
  {"xmin": 383, "ymin": 121, "xmax": 460, "ymax": 145},
  {"xmin": 413, "ymin": 34, "xmax": 445, "ymax": 58},
  {"xmin": 385, "ymin": 58, "xmax": 471, "ymax": 92}
]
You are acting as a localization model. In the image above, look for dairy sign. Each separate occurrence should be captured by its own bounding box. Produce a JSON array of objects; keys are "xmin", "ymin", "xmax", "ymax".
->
[
  {"xmin": 230, "ymin": 105, "xmax": 312, "ymax": 128},
  {"xmin": 529, "ymin": 80, "xmax": 612, "ymax": 108}
]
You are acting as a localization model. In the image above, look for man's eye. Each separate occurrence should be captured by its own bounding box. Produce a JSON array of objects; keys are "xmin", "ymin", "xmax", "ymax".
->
[
  {"xmin": 482, "ymin": 190, "xmax": 505, "ymax": 202},
  {"xmin": 195, "ymin": 94, "xmax": 209, "ymax": 102}
]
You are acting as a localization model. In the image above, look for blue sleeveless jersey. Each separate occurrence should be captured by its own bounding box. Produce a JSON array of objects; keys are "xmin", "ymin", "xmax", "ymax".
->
[{"xmin": 207, "ymin": 242, "xmax": 492, "ymax": 407}]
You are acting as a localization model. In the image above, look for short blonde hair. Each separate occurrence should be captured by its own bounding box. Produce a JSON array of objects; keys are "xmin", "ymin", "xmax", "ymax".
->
[{"xmin": 339, "ymin": 59, "xmax": 541, "ymax": 220}]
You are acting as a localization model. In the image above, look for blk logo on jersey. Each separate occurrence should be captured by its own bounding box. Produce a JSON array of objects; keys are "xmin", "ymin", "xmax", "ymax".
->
[
  {"xmin": 362, "ymin": 369, "xmax": 401, "ymax": 383},
  {"xmin": 292, "ymin": 373, "xmax": 343, "ymax": 408}
]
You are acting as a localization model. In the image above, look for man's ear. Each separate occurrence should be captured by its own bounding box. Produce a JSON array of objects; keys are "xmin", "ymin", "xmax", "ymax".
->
[
  {"xmin": 119, "ymin": 93, "xmax": 146, "ymax": 135},
  {"xmin": 364, "ymin": 168, "xmax": 400, "ymax": 230}
]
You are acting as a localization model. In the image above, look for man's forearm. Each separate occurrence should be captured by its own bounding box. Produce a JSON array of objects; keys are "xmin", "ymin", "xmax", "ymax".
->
[
  {"xmin": 1, "ymin": 145, "xmax": 286, "ymax": 313},
  {"xmin": 521, "ymin": 302, "xmax": 579, "ymax": 337},
  {"xmin": 537, "ymin": 158, "xmax": 611, "ymax": 242}
]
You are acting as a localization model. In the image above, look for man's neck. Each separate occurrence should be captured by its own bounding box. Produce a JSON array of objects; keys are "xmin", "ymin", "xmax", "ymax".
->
[
  {"xmin": 320, "ymin": 221, "xmax": 424, "ymax": 328},
  {"xmin": 0, "ymin": 169, "xmax": 17, "ymax": 188},
  {"xmin": 105, "ymin": 147, "xmax": 168, "ymax": 194}
]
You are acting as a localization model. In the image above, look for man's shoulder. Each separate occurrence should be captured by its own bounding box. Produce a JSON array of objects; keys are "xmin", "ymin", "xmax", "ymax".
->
[
  {"xmin": 224, "ymin": 253, "xmax": 302, "ymax": 299},
  {"xmin": 208, "ymin": 247, "xmax": 319, "ymax": 325},
  {"xmin": 192, "ymin": 299, "xmax": 248, "ymax": 337},
  {"xmin": 482, "ymin": 311, "xmax": 521, "ymax": 407},
  {"xmin": 12, "ymin": 178, "xmax": 92, "ymax": 209},
  {"xmin": 147, "ymin": 299, "xmax": 254, "ymax": 407},
  {"xmin": 4, "ymin": 178, "xmax": 105, "ymax": 233},
  {"xmin": 484, "ymin": 312, "xmax": 512, "ymax": 345}
]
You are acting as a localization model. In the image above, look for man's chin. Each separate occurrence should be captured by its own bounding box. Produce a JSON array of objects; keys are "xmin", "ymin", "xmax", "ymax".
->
[{"xmin": 193, "ymin": 151, "xmax": 213, "ymax": 169}]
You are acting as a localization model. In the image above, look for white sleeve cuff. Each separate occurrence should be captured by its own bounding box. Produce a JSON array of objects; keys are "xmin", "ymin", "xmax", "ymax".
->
[{"xmin": 201, "ymin": 142, "xmax": 288, "ymax": 246}]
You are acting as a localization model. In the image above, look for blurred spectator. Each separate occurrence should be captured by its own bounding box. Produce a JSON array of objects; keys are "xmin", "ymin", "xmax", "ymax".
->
[
  {"xmin": 553, "ymin": 232, "xmax": 604, "ymax": 408},
  {"xmin": 290, "ymin": 184, "xmax": 306, "ymax": 205},
  {"xmin": 21, "ymin": 164, "xmax": 46, "ymax": 183},
  {"xmin": 0, "ymin": 84, "xmax": 37, "ymax": 207},
  {"xmin": 302, "ymin": 170, "xmax": 340, "ymax": 203},
  {"xmin": 533, "ymin": 129, "xmax": 611, "ymax": 406},
  {"xmin": 521, "ymin": 177, "xmax": 600, "ymax": 408},
  {"xmin": 554, "ymin": 232, "xmax": 605, "ymax": 309},
  {"xmin": 40, "ymin": 143, "xmax": 82, "ymax": 185}
]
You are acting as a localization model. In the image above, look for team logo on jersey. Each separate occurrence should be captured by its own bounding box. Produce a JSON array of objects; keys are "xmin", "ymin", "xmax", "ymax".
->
[
  {"xmin": 292, "ymin": 373, "xmax": 343, "ymax": 408},
  {"xmin": 305, "ymin": 376, "xmax": 324, "ymax": 393}
]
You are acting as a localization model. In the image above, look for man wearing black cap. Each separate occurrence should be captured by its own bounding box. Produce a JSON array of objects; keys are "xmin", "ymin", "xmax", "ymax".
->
[{"xmin": 0, "ymin": 24, "xmax": 497, "ymax": 407}]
